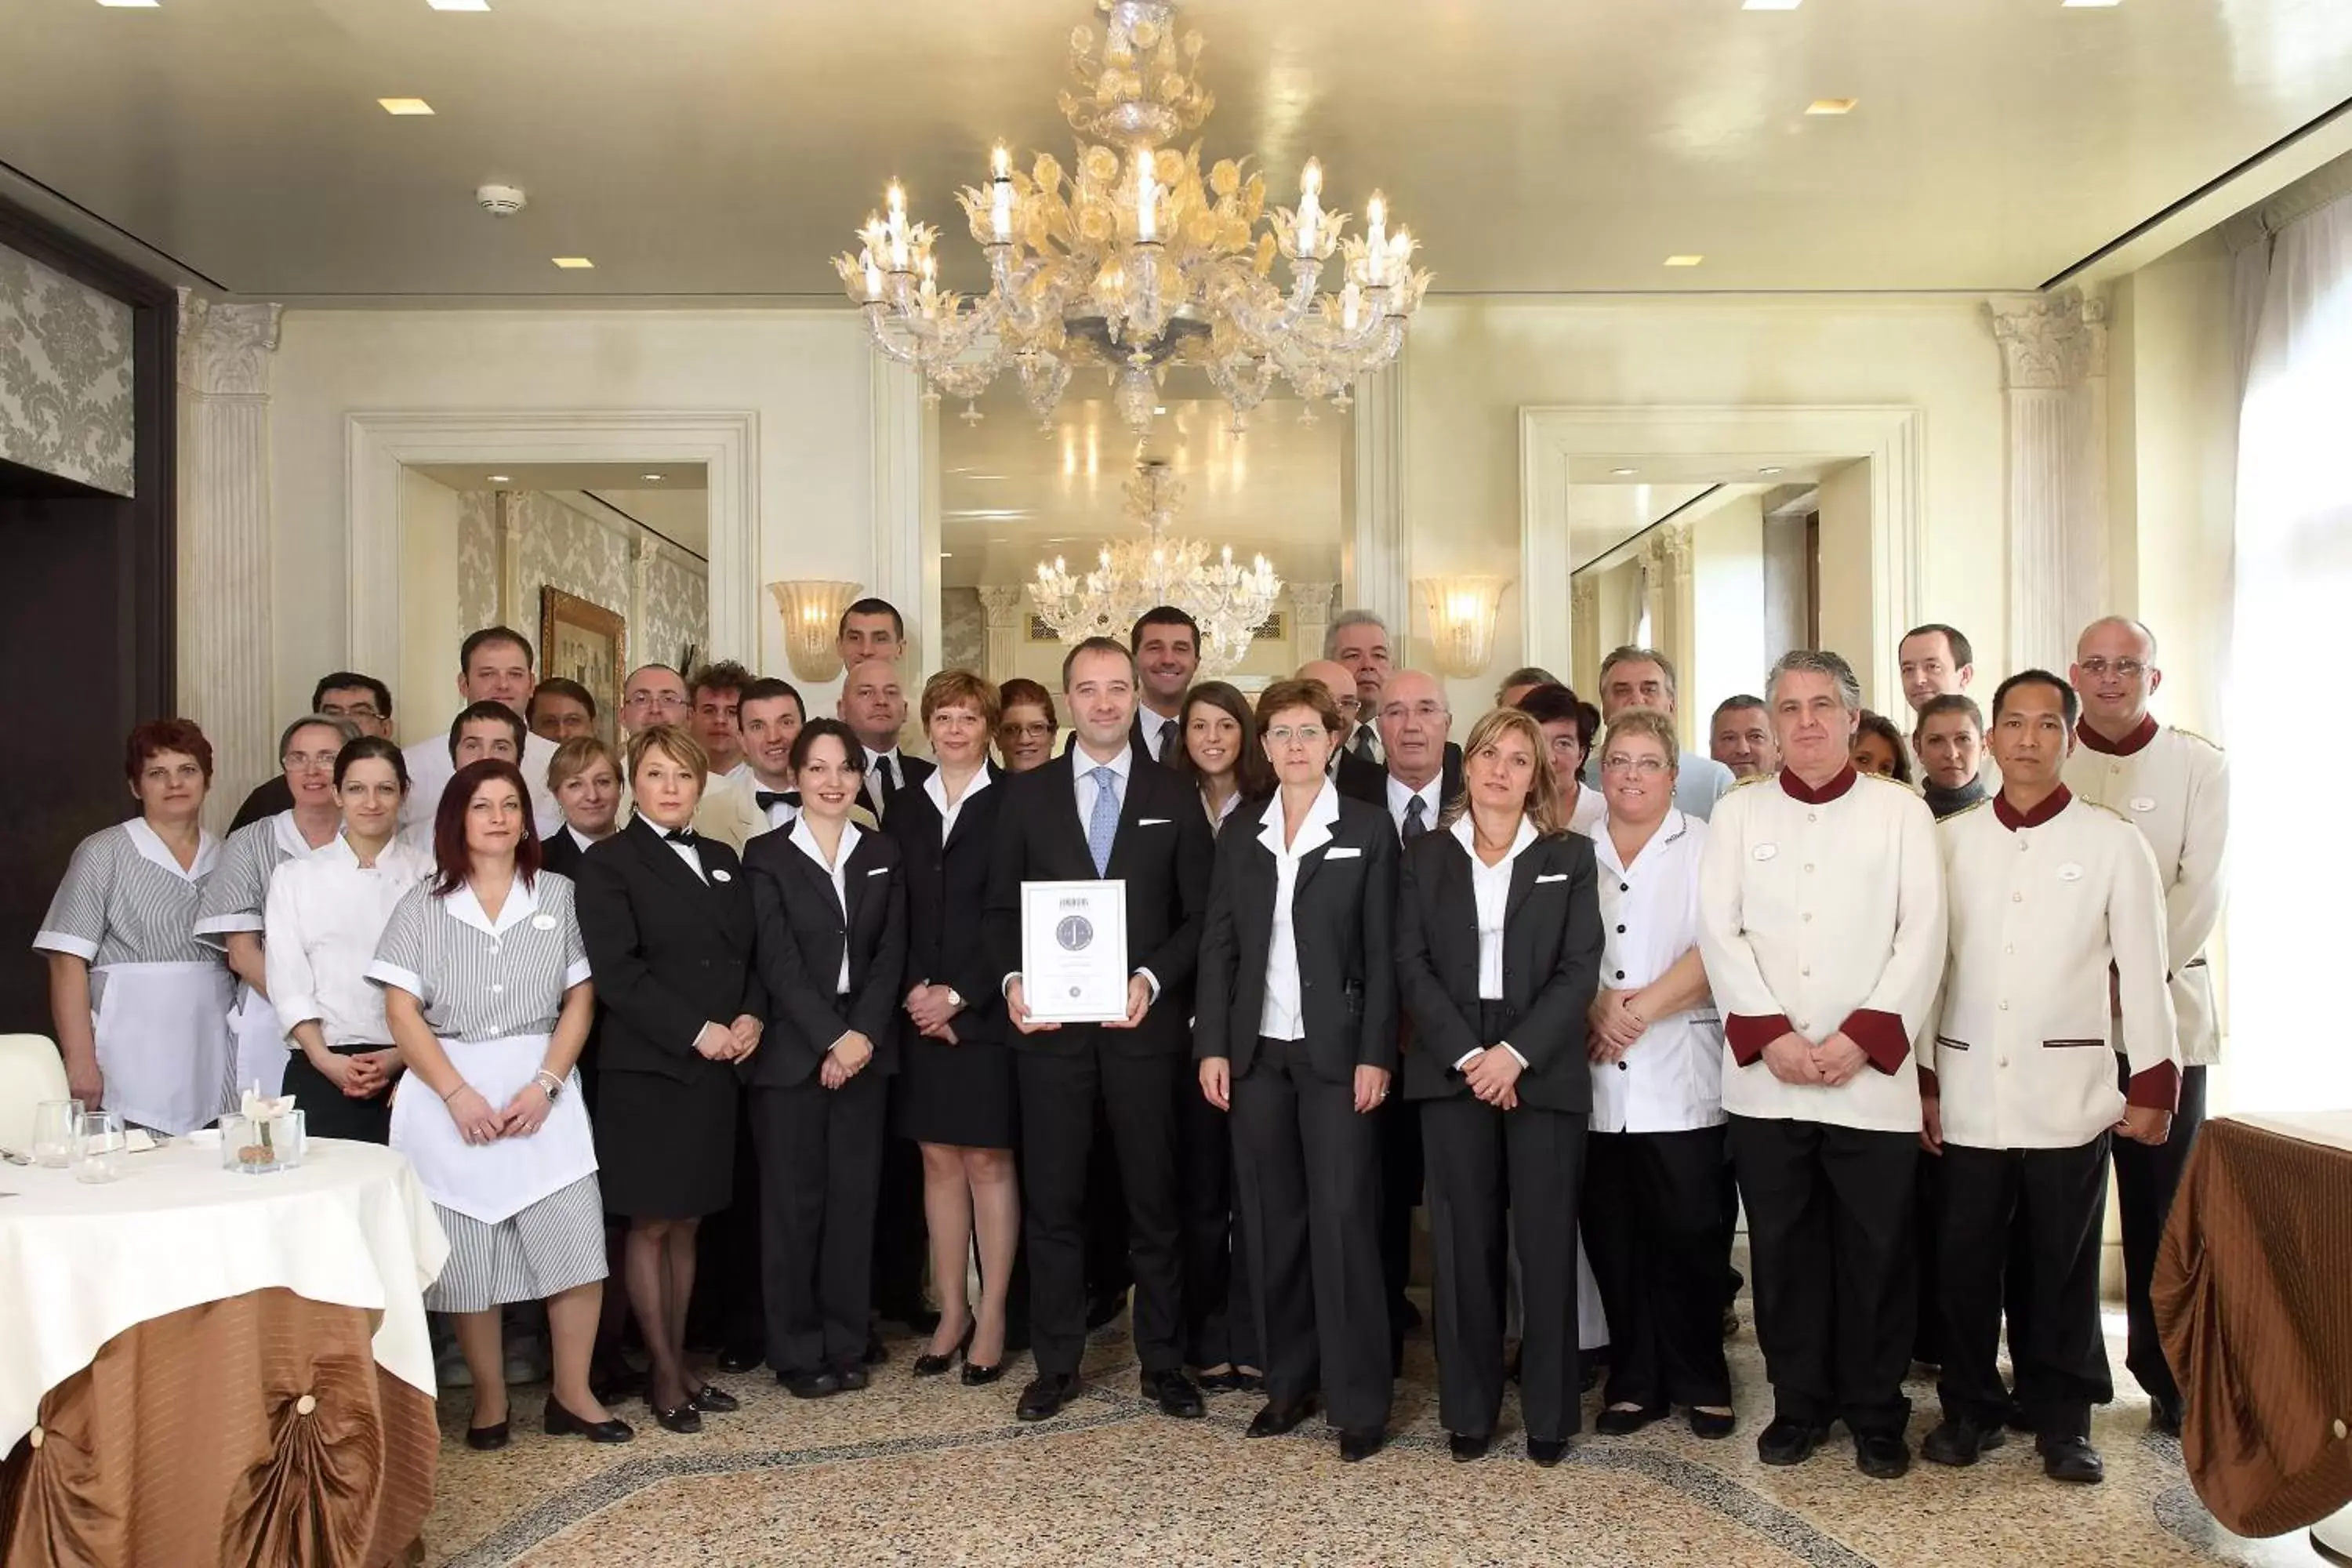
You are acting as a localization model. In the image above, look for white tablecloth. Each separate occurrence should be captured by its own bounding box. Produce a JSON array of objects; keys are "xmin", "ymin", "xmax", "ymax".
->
[
  {"xmin": 0, "ymin": 1138, "xmax": 448, "ymax": 1453},
  {"xmin": 2230, "ymin": 1109, "xmax": 2352, "ymax": 1154}
]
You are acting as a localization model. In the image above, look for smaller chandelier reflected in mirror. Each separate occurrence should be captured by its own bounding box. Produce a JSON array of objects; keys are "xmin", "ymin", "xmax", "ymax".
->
[
  {"xmin": 1029, "ymin": 458, "xmax": 1280, "ymax": 675},
  {"xmin": 833, "ymin": 0, "xmax": 1431, "ymax": 437}
]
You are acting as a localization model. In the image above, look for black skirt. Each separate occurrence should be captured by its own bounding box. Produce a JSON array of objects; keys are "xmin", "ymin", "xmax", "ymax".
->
[
  {"xmin": 892, "ymin": 1027, "xmax": 1016, "ymax": 1150},
  {"xmin": 594, "ymin": 1062, "xmax": 740, "ymax": 1219},
  {"xmin": 282, "ymin": 1045, "xmax": 392, "ymax": 1144}
]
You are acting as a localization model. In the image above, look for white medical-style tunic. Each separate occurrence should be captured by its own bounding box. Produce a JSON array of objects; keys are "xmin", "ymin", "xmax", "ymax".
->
[
  {"xmin": 264, "ymin": 833, "xmax": 437, "ymax": 1049},
  {"xmin": 1592, "ymin": 810, "xmax": 1724, "ymax": 1134}
]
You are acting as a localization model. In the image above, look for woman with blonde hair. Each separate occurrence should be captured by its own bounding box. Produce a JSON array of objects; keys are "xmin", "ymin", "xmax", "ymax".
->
[{"xmin": 1395, "ymin": 708, "xmax": 1604, "ymax": 1466}]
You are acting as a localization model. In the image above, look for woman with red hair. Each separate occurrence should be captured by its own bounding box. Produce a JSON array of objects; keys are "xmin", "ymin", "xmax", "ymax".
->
[
  {"xmin": 370, "ymin": 757, "xmax": 627, "ymax": 1448},
  {"xmin": 34, "ymin": 718, "xmax": 235, "ymax": 1134}
]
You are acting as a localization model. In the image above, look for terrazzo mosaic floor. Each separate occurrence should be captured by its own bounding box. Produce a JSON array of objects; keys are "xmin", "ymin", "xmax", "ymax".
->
[{"xmin": 419, "ymin": 1304, "xmax": 2330, "ymax": 1567}]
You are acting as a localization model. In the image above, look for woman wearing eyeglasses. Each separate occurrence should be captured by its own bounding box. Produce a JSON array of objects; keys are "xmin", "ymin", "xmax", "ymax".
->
[
  {"xmin": 1196, "ymin": 679, "xmax": 1398, "ymax": 1462},
  {"xmin": 993, "ymin": 678, "xmax": 1060, "ymax": 774},
  {"xmin": 194, "ymin": 714, "xmax": 361, "ymax": 1097},
  {"xmin": 1395, "ymin": 707, "xmax": 1604, "ymax": 1466},
  {"xmin": 1580, "ymin": 708, "xmax": 1736, "ymax": 1440}
]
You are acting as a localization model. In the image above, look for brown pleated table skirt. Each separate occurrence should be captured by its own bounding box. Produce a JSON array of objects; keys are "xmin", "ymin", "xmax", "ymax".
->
[
  {"xmin": 2154, "ymin": 1112, "xmax": 2352, "ymax": 1539},
  {"xmin": 0, "ymin": 1287, "xmax": 437, "ymax": 1567}
]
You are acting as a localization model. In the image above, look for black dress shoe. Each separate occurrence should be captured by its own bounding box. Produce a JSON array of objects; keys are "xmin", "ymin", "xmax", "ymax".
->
[
  {"xmin": 1017, "ymin": 1372, "xmax": 1080, "ymax": 1421},
  {"xmin": 648, "ymin": 1399, "xmax": 702, "ymax": 1435},
  {"xmin": 960, "ymin": 1356, "xmax": 1007, "ymax": 1387},
  {"xmin": 1143, "ymin": 1369, "xmax": 1204, "ymax": 1418},
  {"xmin": 1922, "ymin": 1417, "xmax": 2005, "ymax": 1468},
  {"xmin": 1853, "ymin": 1431, "xmax": 1912, "ymax": 1480},
  {"xmin": 464, "ymin": 1418, "xmax": 510, "ymax": 1451},
  {"xmin": 2040, "ymin": 1435, "xmax": 2106, "ymax": 1484},
  {"xmin": 913, "ymin": 1322, "xmax": 975, "ymax": 1377},
  {"xmin": 544, "ymin": 1398, "xmax": 635, "ymax": 1443},
  {"xmin": 779, "ymin": 1369, "xmax": 841, "ymax": 1399},
  {"xmin": 862, "ymin": 1333, "xmax": 888, "ymax": 1367},
  {"xmin": 1196, "ymin": 1367, "xmax": 1248, "ymax": 1393},
  {"xmin": 1595, "ymin": 1403, "xmax": 1665, "ymax": 1437},
  {"xmin": 2148, "ymin": 1397, "xmax": 2183, "ymax": 1438},
  {"xmin": 1688, "ymin": 1408, "xmax": 1737, "ymax": 1441},
  {"xmin": 1756, "ymin": 1417, "xmax": 1830, "ymax": 1467},
  {"xmin": 686, "ymin": 1383, "xmax": 739, "ymax": 1414},
  {"xmin": 717, "ymin": 1347, "xmax": 762, "ymax": 1375},
  {"xmin": 1245, "ymin": 1395, "xmax": 1319, "ymax": 1438},
  {"xmin": 835, "ymin": 1364, "xmax": 871, "ymax": 1392},
  {"xmin": 1449, "ymin": 1432, "xmax": 1490, "ymax": 1462},
  {"xmin": 1526, "ymin": 1436, "xmax": 1570, "ymax": 1467},
  {"xmin": 1338, "ymin": 1428, "xmax": 1385, "ymax": 1464}
]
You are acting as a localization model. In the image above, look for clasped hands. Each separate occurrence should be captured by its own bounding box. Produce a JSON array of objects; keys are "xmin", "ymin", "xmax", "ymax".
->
[
  {"xmin": 1761, "ymin": 1029, "xmax": 1868, "ymax": 1088},
  {"xmin": 1587, "ymin": 989, "xmax": 1646, "ymax": 1064},
  {"xmin": 445, "ymin": 1079, "xmax": 550, "ymax": 1145},
  {"xmin": 905, "ymin": 982, "xmax": 962, "ymax": 1044},
  {"xmin": 1462, "ymin": 1046, "xmax": 1522, "ymax": 1109},
  {"xmin": 695, "ymin": 1013, "xmax": 764, "ymax": 1063}
]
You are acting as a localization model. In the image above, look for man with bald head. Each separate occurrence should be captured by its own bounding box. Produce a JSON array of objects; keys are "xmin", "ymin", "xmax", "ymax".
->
[
  {"xmin": 2060, "ymin": 615, "xmax": 2227, "ymax": 1436},
  {"xmin": 619, "ymin": 662, "xmax": 691, "ymax": 739},
  {"xmin": 840, "ymin": 658, "xmax": 931, "ymax": 822}
]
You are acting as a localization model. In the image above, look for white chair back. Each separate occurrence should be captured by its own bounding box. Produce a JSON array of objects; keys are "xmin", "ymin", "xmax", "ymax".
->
[{"xmin": 0, "ymin": 1034, "xmax": 71, "ymax": 1153}]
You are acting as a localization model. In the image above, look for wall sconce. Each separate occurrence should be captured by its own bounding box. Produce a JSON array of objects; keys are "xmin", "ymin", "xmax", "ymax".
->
[
  {"xmin": 768, "ymin": 579, "xmax": 864, "ymax": 683},
  {"xmin": 1415, "ymin": 575, "xmax": 1508, "ymax": 680}
]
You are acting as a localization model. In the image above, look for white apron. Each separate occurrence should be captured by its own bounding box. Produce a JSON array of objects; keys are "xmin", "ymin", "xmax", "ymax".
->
[
  {"xmin": 227, "ymin": 986, "xmax": 289, "ymax": 1099},
  {"xmin": 389, "ymin": 1032, "xmax": 597, "ymax": 1225},
  {"xmin": 92, "ymin": 960, "xmax": 235, "ymax": 1135}
]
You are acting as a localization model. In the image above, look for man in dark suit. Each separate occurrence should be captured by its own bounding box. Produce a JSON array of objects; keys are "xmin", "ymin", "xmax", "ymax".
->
[
  {"xmin": 840, "ymin": 659, "xmax": 933, "ymax": 825},
  {"xmin": 987, "ymin": 637, "xmax": 1215, "ymax": 1422},
  {"xmin": 1334, "ymin": 666, "xmax": 1461, "ymax": 1359},
  {"xmin": 1130, "ymin": 605, "xmax": 1200, "ymax": 765}
]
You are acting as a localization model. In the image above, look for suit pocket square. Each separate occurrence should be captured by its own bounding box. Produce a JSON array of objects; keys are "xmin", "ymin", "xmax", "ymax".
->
[
  {"xmin": 866, "ymin": 866, "xmax": 889, "ymax": 877},
  {"xmin": 1535, "ymin": 872, "xmax": 1568, "ymax": 884},
  {"xmin": 1326, "ymin": 846, "xmax": 1363, "ymax": 860},
  {"xmin": 1137, "ymin": 817, "xmax": 1172, "ymax": 826}
]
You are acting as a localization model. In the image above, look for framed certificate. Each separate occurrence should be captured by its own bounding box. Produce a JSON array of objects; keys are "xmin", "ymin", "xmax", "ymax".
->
[{"xmin": 1020, "ymin": 880, "xmax": 1131, "ymax": 1024}]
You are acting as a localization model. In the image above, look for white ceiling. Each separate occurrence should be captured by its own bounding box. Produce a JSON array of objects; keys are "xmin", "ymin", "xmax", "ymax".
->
[
  {"xmin": 939, "ymin": 389, "xmax": 1344, "ymax": 589},
  {"xmin": 407, "ymin": 464, "xmax": 710, "ymax": 554},
  {"xmin": 6, "ymin": 0, "xmax": 2349, "ymax": 299}
]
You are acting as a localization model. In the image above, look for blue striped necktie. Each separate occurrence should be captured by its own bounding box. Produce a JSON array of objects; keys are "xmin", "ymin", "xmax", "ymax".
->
[{"xmin": 1087, "ymin": 765, "xmax": 1120, "ymax": 877}]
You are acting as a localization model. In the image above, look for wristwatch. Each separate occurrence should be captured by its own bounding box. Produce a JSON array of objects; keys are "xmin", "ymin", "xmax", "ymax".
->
[
  {"xmin": 946, "ymin": 987, "xmax": 966, "ymax": 1013},
  {"xmin": 533, "ymin": 1069, "xmax": 564, "ymax": 1102}
]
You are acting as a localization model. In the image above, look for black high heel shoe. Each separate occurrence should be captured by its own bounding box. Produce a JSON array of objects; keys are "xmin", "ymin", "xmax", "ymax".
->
[
  {"xmin": 544, "ymin": 1396, "xmax": 635, "ymax": 1443},
  {"xmin": 686, "ymin": 1382, "xmax": 739, "ymax": 1414},
  {"xmin": 913, "ymin": 1319, "xmax": 975, "ymax": 1378}
]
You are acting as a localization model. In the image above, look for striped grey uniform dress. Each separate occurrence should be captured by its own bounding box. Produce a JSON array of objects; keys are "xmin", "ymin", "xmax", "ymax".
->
[
  {"xmin": 32, "ymin": 819, "xmax": 237, "ymax": 1133},
  {"xmin": 369, "ymin": 869, "xmax": 607, "ymax": 1313},
  {"xmin": 193, "ymin": 811, "xmax": 325, "ymax": 1096}
]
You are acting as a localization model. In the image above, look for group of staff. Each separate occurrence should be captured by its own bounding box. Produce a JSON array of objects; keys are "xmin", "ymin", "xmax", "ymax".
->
[{"xmin": 31, "ymin": 602, "xmax": 2221, "ymax": 1481}]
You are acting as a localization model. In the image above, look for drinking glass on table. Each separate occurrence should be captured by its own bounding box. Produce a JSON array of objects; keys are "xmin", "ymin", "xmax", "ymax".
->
[
  {"xmin": 72, "ymin": 1109, "xmax": 125, "ymax": 1184},
  {"xmin": 32, "ymin": 1098, "xmax": 84, "ymax": 1168}
]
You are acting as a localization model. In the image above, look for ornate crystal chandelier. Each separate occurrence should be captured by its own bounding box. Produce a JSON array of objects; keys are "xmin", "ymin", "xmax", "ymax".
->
[
  {"xmin": 1029, "ymin": 459, "xmax": 1281, "ymax": 674},
  {"xmin": 832, "ymin": 0, "xmax": 1431, "ymax": 437}
]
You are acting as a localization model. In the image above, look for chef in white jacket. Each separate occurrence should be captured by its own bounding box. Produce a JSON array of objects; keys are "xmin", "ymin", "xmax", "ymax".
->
[
  {"xmin": 2060, "ymin": 615, "xmax": 2226, "ymax": 1436},
  {"xmin": 399, "ymin": 626, "xmax": 563, "ymax": 848},
  {"xmin": 1919, "ymin": 670, "xmax": 2178, "ymax": 1487},
  {"xmin": 1697, "ymin": 648, "xmax": 1947, "ymax": 1483}
]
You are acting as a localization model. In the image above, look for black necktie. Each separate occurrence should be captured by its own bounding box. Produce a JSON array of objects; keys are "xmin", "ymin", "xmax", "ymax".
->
[
  {"xmin": 1158, "ymin": 717, "xmax": 1177, "ymax": 762},
  {"xmin": 663, "ymin": 827, "xmax": 698, "ymax": 844},
  {"xmin": 756, "ymin": 789, "xmax": 799, "ymax": 812},
  {"xmin": 1402, "ymin": 795, "xmax": 1428, "ymax": 840},
  {"xmin": 868, "ymin": 752, "xmax": 896, "ymax": 819},
  {"xmin": 1353, "ymin": 724, "xmax": 1380, "ymax": 763}
]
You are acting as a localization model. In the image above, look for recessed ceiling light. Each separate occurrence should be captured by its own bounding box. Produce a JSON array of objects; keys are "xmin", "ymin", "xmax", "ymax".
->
[
  {"xmin": 1610, "ymin": 467, "xmax": 1638, "ymax": 476},
  {"xmin": 2061, "ymin": 0, "xmax": 2120, "ymax": 6},
  {"xmin": 1153, "ymin": 406, "xmax": 1167, "ymax": 416},
  {"xmin": 1806, "ymin": 98, "xmax": 1857, "ymax": 115},
  {"xmin": 487, "ymin": 474, "xmax": 511, "ymax": 483},
  {"xmin": 1743, "ymin": 0, "xmax": 1802, "ymax": 9},
  {"xmin": 938, "ymin": 551, "xmax": 954, "ymax": 559},
  {"xmin": 426, "ymin": 0, "xmax": 490, "ymax": 9},
  {"xmin": 96, "ymin": 1, "xmax": 161, "ymax": 8},
  {"xmin": 1664, "ymin": 255, "xmax": 1704, "ymax": 267},
  {"xmin": 1759, "ymin": 465, "xmax": 1784, "ymax": 474},
  {"xmin": 641, "ymin": 472, "xmax": 664, "ymax": 481},
  {"xmin": 378, "ymin": 98, "xmax": 435, "ymax": 115},
  {"xmin": 551, "ymin": 256, "xmax": 596, "ymax": 269}
]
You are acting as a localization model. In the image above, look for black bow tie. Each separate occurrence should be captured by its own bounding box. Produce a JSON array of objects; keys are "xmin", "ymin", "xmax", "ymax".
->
[
  {"xmin": 663, "ymin": 828, "xmax": 698, "ymax": 844},
  {"xmin": 756, "ymin": 789, "xmax": 800, "ymax": 812}
]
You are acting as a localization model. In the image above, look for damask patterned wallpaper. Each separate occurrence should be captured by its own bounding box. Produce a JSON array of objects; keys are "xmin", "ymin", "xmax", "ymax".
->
[
  {"xmin": 0, "ymin": 241, "xmax": 134, "ymax": 496},
  {"xmin": 453, "ymin": 488, "xmax": 708, "ymax": 675},
  {"xmin": 939, "ymin": 586, "xmax": 984, "ymax": 674}
]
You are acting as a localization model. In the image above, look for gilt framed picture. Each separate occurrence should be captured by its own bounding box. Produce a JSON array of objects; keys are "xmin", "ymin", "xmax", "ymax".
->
[{"xmin": 539, "ymin": 586, "xmax": 626, "ymax": 746}]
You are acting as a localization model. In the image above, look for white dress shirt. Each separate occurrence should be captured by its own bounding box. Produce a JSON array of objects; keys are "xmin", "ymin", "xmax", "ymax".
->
[
  {"xmin": 1071, "ymin": 741, "xmax": 1134, "ymax": 830},
  {"xmin": 1592, "ymin": 811, "xmax": 1724, "ymax": 1134},
  {"xmin": 1450, "ymin": 813, "xmax": 1538, "ymax": 1069},
  {"xmin": 1255, "ymin": 782, "xmax": 1341, "ymax": 1042},
  {"xmin": 742, "ymin": 773, "xmax": 800, "ymax": 835},
  {"xmin": 789, "ymin": 815, "xmax": 862, "ymax": 994},
  {"xmin": 1140, "ymin": 708, "xmax": 1183, "ymax": 764},
  {"xmin": 1385, "ymin": 771, "xmax": 1445, "ymax": 840},
  {"xmin": 1564, "ymin": 782, "xmax": 1607, "ymax": 838},
  {"xmin": 656, "ymin": 822, "xmax": 706, "ymax": 883},
  {"xmin": 263, "ymin": 834, "xmax": 435, "ymax": 1047},
  {"xmin": 862, "ymin": 747, "xmax": 904, "ymax": 818},
  {"xmin": 563, "ymin": 824, "xmax": 610, "ymax": 858},
  {"xmin": 924, "ymin": 764, "xmax": 993, "ymax": 842}
]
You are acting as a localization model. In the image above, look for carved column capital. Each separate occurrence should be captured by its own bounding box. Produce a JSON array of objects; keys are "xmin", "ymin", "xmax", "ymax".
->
[
  {"xmin": 1642, "ymin": 524, "xmax": 1693, "ymax": 585},
  {"xmin": 176, "ymin": 291, "xmax": 281, "ymax": 397},
  {"xmin": 1285, "ymin": 581, "xmax": 1337, "ymax": 619},
  {"xmin": 1570, "ymin": 575, "xmax": 1599, "ymax": 615},
  {"xmin": 1986, "ymin": 288, "xmax": 2101, "ymax": 391},
  {"xmin": 978, "ymin": 585, "xmax": 1029, "ymax": 624}
]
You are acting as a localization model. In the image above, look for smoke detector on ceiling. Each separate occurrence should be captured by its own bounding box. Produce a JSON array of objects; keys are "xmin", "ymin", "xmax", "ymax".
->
[{"xmin": 476, "ymin": 184, "xmax": 528, "ymax": 217}]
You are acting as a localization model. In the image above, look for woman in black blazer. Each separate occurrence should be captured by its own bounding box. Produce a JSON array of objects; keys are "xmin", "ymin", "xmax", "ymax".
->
[
  {"xmin": 741, "ymin": 718, "xmax": 909, "ymax": 1399},
  {"xmin": 887, "ymin": 671, "xmax": 1018, "ymax": 1385},
  {"xmin": 1196, "ymin": 678, "xmax": 1398, "ymax": 1464},
  {"xmin": 1395, "ymin": 706, "xmax": 1603, "ymax": 1467},
  {"xmin": 575, "ymin": 726, "xmax": 764, "ymax": 1433}
]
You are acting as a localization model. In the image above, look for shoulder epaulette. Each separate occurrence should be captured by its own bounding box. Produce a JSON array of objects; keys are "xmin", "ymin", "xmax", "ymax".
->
[
  {"xmin": 2080, "ymin": 798, "xmax": 2129, "ymax": 822},
  {"xmin": 2167, "ymin": 725, "xmax": 2223, "ymax": 753},
  {"xmin": 1937, "ymin": 798, "xmax": 1991, "ymax": 822},
  {"xmin": 1857, "ymin": 771, "xmax": 1914, "ymax": 789},
  {"xmin": 1733, "ymin": 772, "xmax": 1773, "ymax": 789}
]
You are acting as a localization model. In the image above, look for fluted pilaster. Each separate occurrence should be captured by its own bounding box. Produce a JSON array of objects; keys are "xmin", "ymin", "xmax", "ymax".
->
[{"xmin": 1987, "ymin": 289, "xmax": 2110, "ymax": 671}]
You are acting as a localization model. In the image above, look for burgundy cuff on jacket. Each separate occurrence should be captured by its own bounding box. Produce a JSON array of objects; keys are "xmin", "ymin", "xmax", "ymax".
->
[
  {"xmin": 1840, "ymin": 1009, "xmax": 1911, "ymax": 1076},
  {"xmin": 1918, "ymin": 1066, "xmax": 1940, "ymax": 1098},
  {"xmin": 2125, "ymin": 1060, "xmax": 2181, "ymax": 1112},
  {"xmin": 1726, "ymin": 1013, "xmax": 1793, "ymax": 1067}
]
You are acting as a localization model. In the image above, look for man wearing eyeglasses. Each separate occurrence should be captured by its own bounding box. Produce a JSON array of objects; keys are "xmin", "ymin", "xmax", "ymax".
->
[
  {"xmin": 1588, "ymin": 648, "xmax": 1734, "ymax": 821},
  {"xmin": 229, "ymin": 672, "xmax": 397, "ymax": 831},
  {"xmin": 619, "ymin": 662, "xmax": 692, "ymax": 739},
  {"xmin": 2060, "ymin": 615, "xmax": 2228, "ymax": 1439}
]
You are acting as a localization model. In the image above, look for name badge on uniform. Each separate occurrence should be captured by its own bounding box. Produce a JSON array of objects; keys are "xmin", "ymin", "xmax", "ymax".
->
[
  {"xmin": 2056, "ymin": 862, "xmax": 2085, "ymax": 882},
  {"xmin": 1751, "ymin": 844, "xmax": 1778, "ymax": 862},
  {"xmin": 711, "ymin": 869, "xmax": 732, "ymax": 883},
  {"xmin": 531, "ymin": 913, "xmax": 557, "ymax": 931},
  {"xmin": 2129, "ymin": 797, "xmax": 2158, "ymax": 813}
]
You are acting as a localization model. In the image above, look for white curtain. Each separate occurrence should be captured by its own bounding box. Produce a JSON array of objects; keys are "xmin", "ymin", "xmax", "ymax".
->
[{"xmin": 2227, "ymin": 192, "xmax": 2352, "ymax": 1111}]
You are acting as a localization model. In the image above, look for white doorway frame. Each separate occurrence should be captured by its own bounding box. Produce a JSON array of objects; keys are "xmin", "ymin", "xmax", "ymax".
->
[
  {"xmin": 1520, "ymin": 404, "xmax": 1925, "ymax": 704},
  {"xmin": 343, "ymin": 409, "xmax": 758, "ymax": 681}
]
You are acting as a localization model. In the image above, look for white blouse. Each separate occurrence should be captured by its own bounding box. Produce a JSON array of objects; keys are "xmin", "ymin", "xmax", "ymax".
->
[
  {"xmin": 790, "ymin": 815, "xmax": 862, "ymax": 993},
  {"xmin": 1592, "ymin": 810, "xmax": 1725, "ymax": 1134},
  {"xmin": 264, "ymin": 835, "xmax": 437, "ymax": 1048},
  {"xmin": 923, "ymin": 764, "xmax": 993, "ymax": 842},
  {"xmin": 1254, "ymin": 782, "xmax": 1340, "ymax": 1042}
]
